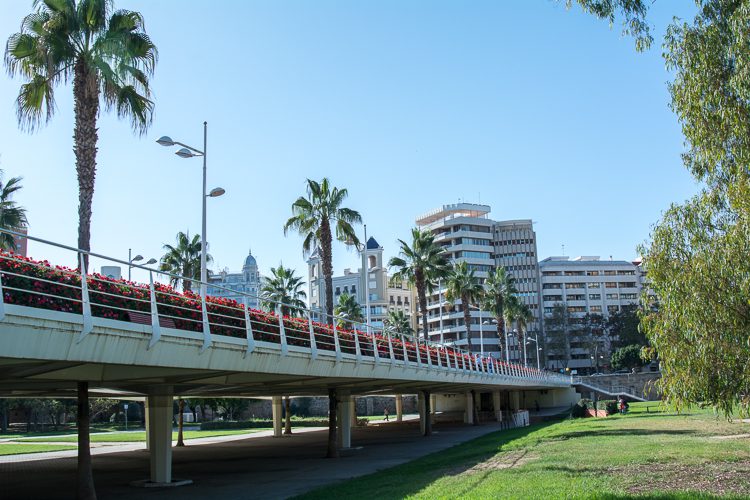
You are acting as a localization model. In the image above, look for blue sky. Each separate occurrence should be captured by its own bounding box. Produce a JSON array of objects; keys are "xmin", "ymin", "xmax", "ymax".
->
[{"xmin": 0, "ymin": 1, "xmax": 698, "ymax": 283}]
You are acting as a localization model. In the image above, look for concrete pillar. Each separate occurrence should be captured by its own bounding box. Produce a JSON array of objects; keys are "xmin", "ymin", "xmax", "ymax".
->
[
  {"xmin": 350, "ymin": 398, "xmax": 356, "ymax": 427},
  {"xmin": 465, "ymin": 392, "xmax": 474, "ymax": 425},
  {"xmin": 272, "ymin": 396, "xmax": 283, "ymax": 437},
  {"xmin": 395, "ymin": 395, "xmax": 403, "ymax": 422},
  {"xmin": 146, "ymin": 388, "xmax": 173, "ymax": 484},
  {"xmin": 144, "ymin": 399, "xmax": 150, "ymax": 451},
  {"xmin": 418, "ymin": 392, "xmax": 426, "ymax": 435},
  {"xmin": 430, "ymin": 393, "xmax": 437, "ymax": 422},
  {"xmin": 493, "ymin": 391, "xmax": 503, "ymax": 422},
  {"xmin": 510, "ymin": 391, "xmax": 520, "ymax": 411},
  {"xmin": 337, "ymin": 390, "xmax": 352, "ymax": 449}
]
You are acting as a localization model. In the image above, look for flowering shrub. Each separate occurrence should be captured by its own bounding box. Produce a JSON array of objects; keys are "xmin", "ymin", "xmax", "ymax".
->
[{"xmin": 0, "ymin": 252, "xmax": 549, "ymax": 379}]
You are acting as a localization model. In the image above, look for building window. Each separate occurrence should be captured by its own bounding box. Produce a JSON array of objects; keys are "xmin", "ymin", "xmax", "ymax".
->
[
  {"xmin": 335, "ymin": 287, "xmax": 341, "ymax": 295},
  {"xmin": 617, "ymin": 270, "xmax": 635, "ymax": 276},
  {"xmin": 542, "ymin": 283, "xmax": 562, "ymax": 289},
  {"xmin": 604, "ymin": 270, "xmax": 617, "ymax": 276},
  {"xmin": 567, "ymin": 294, "xmax": 585, "ymax": 301},
  {"xmin": 544, "ymin": 295, "xmax": 562, "ymax": 302},
  {"xmin": 620, "ymin": 282, "xmax": 637, "ymax": 288},
  {"xmin": 608, "ymin": 305, "xmax": 620, "ymax": 314},
  {"xmin": 590, "ymin": 305, "xmax": 602, "ymax": 313},
  {"xmin": 589, "ymin": 294, "xmax": 601, "ymax": 300},
  {"xmin": 351, "ymin": 285, "xmax": 356, "ymax": 294},
  {"xmin": 565, "ymin": 283, "xmax": 585, "ymax": 289},
  {"xmin": 586, "ymin": 270, "xmax": 600, "ymax": 276},
  {"xmin": 606, "ymin": 293, "xmax": 619, "ymax": 300},
  {"xmin": 588, "ymin": 283, "xmax": 601, "ymax": 289},
  {"xmin": 605, "ymin": 282, "xmax": 618, "ymax": 288}
]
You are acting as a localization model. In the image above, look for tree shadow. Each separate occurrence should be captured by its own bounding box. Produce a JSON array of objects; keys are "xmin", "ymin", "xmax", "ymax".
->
[{"xmin": 551, "ymin": 428, "xmax": 694, "ymax": 440}]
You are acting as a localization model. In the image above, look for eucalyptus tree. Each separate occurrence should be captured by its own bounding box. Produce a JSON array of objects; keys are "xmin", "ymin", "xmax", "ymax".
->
[
  {"xmin": 0, "ymin": 171, "xmax": 28, "ymax": 250},
  {"xmin": 388, "ymin": 228, "xmax": 450, "ymax": 339},
  {"xmin": 5, "ymin": 0, "xmax": 158, "ymax": 267},
  {"xmin": 444, "ymin": 261, "xmax": 483, "ymax": 346},
  {"xmin": 159, "ymin": 231, "xmax": 209, "ymax": 293},
  {"xmin": 260, "ymin": 264, "xmax": 307, "ymax": 317},
  {"xmin": 482, "ymin": 267, "xmax": 516, "ymax": 360},
  {"xmin": 283, "ymin": 178, "xmax": 361, "ymax": 320}
]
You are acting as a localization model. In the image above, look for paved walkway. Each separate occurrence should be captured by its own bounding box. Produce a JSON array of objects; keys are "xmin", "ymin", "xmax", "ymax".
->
[{"xmin": 1, "ymin": 420, "xmax": 509, "ymax": 499}]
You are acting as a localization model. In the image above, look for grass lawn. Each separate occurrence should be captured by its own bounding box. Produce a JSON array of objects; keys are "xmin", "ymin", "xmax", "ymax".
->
[
  {"xmin": 297, "ymin": 402, "xmax": 750, "ymax": 499},
  {"xmin": 360, "ymin": 414, "xmax": 418, "ymax": 422},
  {"xmin": 16, "ymin": 428, "xmax": 270, "ymax": 443},
  {"xmin": 0, "ymin": 443, "xmax": 77, "ymax": 456}
]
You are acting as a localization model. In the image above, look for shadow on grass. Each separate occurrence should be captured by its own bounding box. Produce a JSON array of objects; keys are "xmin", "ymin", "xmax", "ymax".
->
[
  {"xmin": 294, "ymin": 421, "xmax": 559, "ymax": 500},
  {"xmin": 551, "ymin": 428, "xmax": 694, "ymax": 440}
]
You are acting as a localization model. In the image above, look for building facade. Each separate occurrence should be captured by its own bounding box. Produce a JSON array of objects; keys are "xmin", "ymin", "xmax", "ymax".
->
[
  {"xmin": 308, "ymin": 237, "xmax": 416, "ymax": 331},
  {"xmin": 415, "ymin": 203, "xmax": 542, "ymax": 362},
  {"xmin": 539, "ymin": 256, "xmax": 643, "ymax": 373},
  {"xmin": 207, "ymin": 251, "xmax": 262, "ymax": 309}
]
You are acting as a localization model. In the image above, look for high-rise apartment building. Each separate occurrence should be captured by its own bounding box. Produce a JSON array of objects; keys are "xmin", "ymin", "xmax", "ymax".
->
[
  {"xmin": 415, "ymin": 203, "xmax": 542, "ymax": 361},
  {"xmin": 539, "ymin": 256, "xmax": 643, "ymax": 372}
]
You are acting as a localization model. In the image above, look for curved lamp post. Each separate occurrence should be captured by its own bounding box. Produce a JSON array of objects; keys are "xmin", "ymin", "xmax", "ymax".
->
[{"xmin": 157, "ymin": 123, "xmax": 225, "ymax": 297}]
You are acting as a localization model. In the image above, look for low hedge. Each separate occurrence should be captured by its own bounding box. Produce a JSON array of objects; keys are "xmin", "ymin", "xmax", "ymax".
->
[
  {"xmin": 200, "ymin": 419, "xmax": 329, "ymax": 430},
  {"xmin": 597, "ymin": 400, "xmax": 619, "ymax": 415}
]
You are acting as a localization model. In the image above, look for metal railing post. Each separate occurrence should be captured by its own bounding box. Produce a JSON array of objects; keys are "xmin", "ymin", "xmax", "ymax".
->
[
  {"xmin": 401, "ymin": 334, "xmax": 408, "ymax": 365},
  {"xmin": 307, "ymin": 311, "xmax": 318, "ymax": 360},
  {"xmin": 354, "ymin": 327, "xmax": 362, "ymax": 364},
  {"xmin": 372, "ymin": 329, "xmax": 380, "ymax": 363},
  {"xmin": 276, "ymin": 305, "xmax": 288, "ymax": 356},
  {"xmin": 333, "ymin": 318, "xmax": 342, "ymax": 362},
  {"xmin": 415, "ymin": 338, "xmax": 422, "ymax": 367},
  {"xmin": 387, "ymin": 331, "xmax": 395, "ymax": 365},
  {"xmin": 426, "ymin": 343, "xmax": 433, "ymax": 368},
  {"xmin": 0, "ymin": 261, "xmax": 6, "ymax": 322},
  {"xmin": 77, "ymin": 253, "xmax": 93, "ymax": 342},
  {"xmin": 243, "ymin": 296, "xmax": 255, "ymax": 357},
  {"xmin": 147, "ymin": 271, "xmax": 161, "ymax": 349}
]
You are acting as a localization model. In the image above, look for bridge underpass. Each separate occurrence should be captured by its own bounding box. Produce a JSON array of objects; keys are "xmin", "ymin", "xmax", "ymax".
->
[{"xmin": 0, "ymin": 235, "xmax": 576, "ymax": 488}]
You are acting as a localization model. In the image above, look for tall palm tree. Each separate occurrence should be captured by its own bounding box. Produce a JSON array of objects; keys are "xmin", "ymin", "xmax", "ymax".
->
[
  {"xmin": 159, "ymin": 231, "xmax": 210, "ymax": 293},
  {"xmin": 334, "ymin": 293, "xmax": 363, "ymax": 329},
  {"xmin": 444, "ymin": 261, "xmax": 483, "ymax": 346},
  {"xmin": 389, "ymin": 228, "xmax": 450, "ymax": 339},
  {"xmin": 260, "ymin": 264, "xmax": 307, "ymax": 317},
  {"xmin": 5, "ymin": 1, "xmax": 157, "ymax": 268},
  {"xmin": 482, "ymin": 267, "xmax": 517, "ymax": 360},
  {"xmin": 515, "ymin": 302, "xmax": 533, "ymax": 367},
  {"xmin": 503, "ymin": 294, "xmax": 521, "ymax": 363},
  {"xmin": 0, "ymin": 171, "xmax": 28, "ymax": 251},
  {"xmin": 283, "ymin": 178, "xmax": 361, "ymax": 320},
  {"xmin": 384, "ymin": 309, "xmax": 413, "ymax": 336},
  {"xmin": 282, "ymin": 181, "xmax": 363, "ymax": 463}
]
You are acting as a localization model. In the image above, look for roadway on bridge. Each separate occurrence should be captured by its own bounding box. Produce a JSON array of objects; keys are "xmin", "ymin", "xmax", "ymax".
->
[{"xmin": 2, "ymin": 420, "xmax": 510, "ymax": 499}]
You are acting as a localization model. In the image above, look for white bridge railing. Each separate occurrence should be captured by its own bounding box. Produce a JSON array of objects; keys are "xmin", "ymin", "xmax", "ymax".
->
[{"xmin": 0, "ymin": 229, "xmax": 569, "ymax": 386}]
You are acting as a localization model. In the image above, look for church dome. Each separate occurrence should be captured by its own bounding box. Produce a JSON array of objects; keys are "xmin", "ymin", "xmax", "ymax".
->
[{"xmin": 243, "ymin": 251, "xmax": 257, "ymax": 268}]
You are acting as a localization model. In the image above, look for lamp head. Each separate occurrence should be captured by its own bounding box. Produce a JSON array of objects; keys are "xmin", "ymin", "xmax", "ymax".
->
[
  {"xmin": 208, "ymin": 187, "xmax": 226, "ymax": 197},
  {"xmin": 144, "ymin": 258, "xmax": 157, "ymax": 265},
  {"xmin": 176, "ymin": 147, "xmax": 196, "ymax": 158},
  {"xmin": 156, "ymin": 136, "xmax": 175, "ymax": 147},
  {"xmin": 131, "ymin": 254, "xmax": 143, "ymax": 262}
]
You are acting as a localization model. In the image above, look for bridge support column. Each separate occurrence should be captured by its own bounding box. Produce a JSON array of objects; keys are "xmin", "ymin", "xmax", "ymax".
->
[
  {"xmin": 465, "ymin": 392, "xmax": 474, "ymax": 425},
  {"xmin": 351, "ymin": 398, "xmax": 357, "ymax": 428},
  {"xmin": 337, "ymin": 390, "xmax": 352, "ymax": 449},
  {"xmin": 493, "ymin": 391, "xmax": 503, "ymax": 422},
  {"xmin": 395, "ymin": 395, "xmax": 403, "ymax": 422},
  {"xmin": 510, "ymin": 391, "xmax": 520, "ymax": 412},
  {"xmin": 419, "ymin": 390, "xmax": 432, "ymax": 436},
  {"xmin": 147, "ymin": 388, "xmax": 173, "ymax": 485},
  {"xmin": 144, "ymin": 399, "xmax": 150, "ymax": 451},
  {"xmin": 430, "ymin": 393, "xmax": 437, "ymax": 422},
  {"xmin": 272, "ymin": 396, "xmax": 283, "ymax": 437}
]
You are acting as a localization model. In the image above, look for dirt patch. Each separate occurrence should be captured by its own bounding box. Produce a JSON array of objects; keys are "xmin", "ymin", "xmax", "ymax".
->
[
  {"xmin": 610, "ymin": 461, "xmax": 750, "ymax": 496},
  {"xmin": 712, "ymin": 433, "xmax": 750, "ymax": 440},
  {"xmin": 458, "ymin": 451, "xmax": 534, "ymax": 474}
]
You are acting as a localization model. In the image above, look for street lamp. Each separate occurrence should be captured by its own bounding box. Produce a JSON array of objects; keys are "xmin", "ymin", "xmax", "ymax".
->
[
  {"xmin": 526, "ymin": 335, "xmax": 542, "ymax": 371},
  {"xmin": 157, "ymin": 123, "xmax": 225, "ymax": 298},
  {"xmin": 128, "ymin": 249, "xmax": 142, "ymax": 281}
]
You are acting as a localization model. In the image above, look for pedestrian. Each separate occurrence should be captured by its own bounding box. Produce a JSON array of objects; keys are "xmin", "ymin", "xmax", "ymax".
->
[
  {"xmin": 618, "ymin": 397, "xmax": 626, "ymax": 415},
  {"xmin": 384, "ymin": 407, "xmax": 389, "ymax": 422}
]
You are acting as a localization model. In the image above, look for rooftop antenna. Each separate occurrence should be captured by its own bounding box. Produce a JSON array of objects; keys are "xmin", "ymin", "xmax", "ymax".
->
[{"xmin": 562, "ymin": 244, "xmax": 565, "ymax": 256}]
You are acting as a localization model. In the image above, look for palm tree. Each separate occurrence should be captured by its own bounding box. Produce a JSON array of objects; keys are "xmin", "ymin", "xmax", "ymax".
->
[
  {"xmin": 444, "ymin": 261, "xmax": 483, "ymax": 347},
  {"xmin": 260, "ymin": 264, "xmax": 307, "ymax": 317},
  {"xmin": 515, "ymin": 302, "xmax": 533, "ymax": 367},
  {"xmin": 334, "ymin": 293, "xmax": 363, "ymax": 329},
  {"xmin": 285, "ymin": 178, "xmax": 362, "ymax": 462},
  {"xmin": 384, "ymin": 309, "xmax": 413, "ymax": 336},
  {"xmin": 388, "ymin": 228, "xmax": 450, "ymax": 339},
  {"xmin": 0, "ymin": 171, "xmax": 28, "ymax": 251},
  {"xmin": 5, "ymin": 1, "xmax": 157, "ymax": 268},
  {"xmin": 482, "ymin": 267, "xmax": 517, "ymax": 360},
  {"xmin": 503, "ymin": 294, "xmax": 521, "ymax": 363},
  {"xmin": 283, "ymin": 178, "xmax": 361, "ymax": 320},
  {"xmin": 159, "ymin": 231, "xmax": 211, "ymax": 293}
]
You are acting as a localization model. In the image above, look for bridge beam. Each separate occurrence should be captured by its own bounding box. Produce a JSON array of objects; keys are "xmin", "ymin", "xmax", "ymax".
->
[
  {"xmin": 147, "ymin": 387, "xmax": 173, "ymax": 485},
  {"xmin": 272, "ymin": 396, "xmax": 283, "ymax": 437}
]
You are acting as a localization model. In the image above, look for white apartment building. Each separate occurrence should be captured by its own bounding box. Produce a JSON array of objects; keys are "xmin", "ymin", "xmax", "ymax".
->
[
  {"xmin": 415, "ymin": 203, "xmax": 542, "ymax": 362},
  {"xmin": 539, "ymin": 256, "xmax": 643, "ymax": 372}
]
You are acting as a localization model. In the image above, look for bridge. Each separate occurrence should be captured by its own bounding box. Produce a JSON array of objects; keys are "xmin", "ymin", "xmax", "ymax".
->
[{"xmin": 0, "ymin": 232, "xmax": 577, "ymax": 486}]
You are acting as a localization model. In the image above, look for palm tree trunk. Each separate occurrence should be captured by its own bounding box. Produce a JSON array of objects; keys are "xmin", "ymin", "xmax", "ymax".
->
[
  {"xmin": 326, "ymin": 388, "xmax": 339, "ymax": 458},
  {"xmin": 462, "ymin": 292, "xmax": 472, "ymax": 349},
  {"xmin": 415, "ymin": 271, "xmax": 428, "ymax": 340},
  {"xmin": 284, "ymin": 396, "xmax": 292, "ymax": 435},
  {"xmin": 176, "ymin": 398, "xmax": 185, "ymax": 446},
  {"xmin": 496, "ymin": 314, "xmax": 504, "ymax": 359},
  {"xmin": 73, "ymin": 59, "xmax": 99, "ymax": 271},
  {"xmin": 77, "ymin": 381, "xmax": 96, "ymax": 500},
  {"xmin": 320, "ymin": 218, "xmax": 334, "ymax": 319}
]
